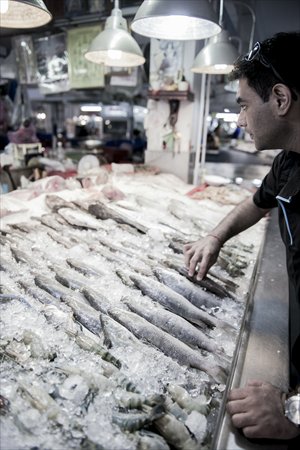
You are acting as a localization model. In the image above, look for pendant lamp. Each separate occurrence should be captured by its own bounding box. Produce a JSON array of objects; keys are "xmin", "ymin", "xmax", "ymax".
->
[
  {"xmin": 85, "ymin": 0, "xmax": 145, "ymax": 67},
  {"xmin": 192, "ymin": 29, "xmax": 240, "ymax": 74},
  {"xmin": 131, "ymin": 0, "xmax": 221, "ymax": 41},
  {"xmin": 0, "ymin": 0, "xmax": 52, "ymax": 28}
]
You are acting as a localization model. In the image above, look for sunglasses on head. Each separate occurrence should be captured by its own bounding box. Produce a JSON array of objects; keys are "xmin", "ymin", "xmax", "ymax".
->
[{"xmin": 244, "ymin": 41, "xmax": 298, "ymax": 101}]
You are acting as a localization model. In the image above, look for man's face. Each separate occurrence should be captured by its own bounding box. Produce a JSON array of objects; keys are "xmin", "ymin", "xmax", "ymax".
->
[{"xmin": 236, "ymin": 78, "xmax": 276, "ymax": 151}]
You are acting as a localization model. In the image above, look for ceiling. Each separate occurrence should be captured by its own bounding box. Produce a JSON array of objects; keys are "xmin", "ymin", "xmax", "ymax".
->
[
  {"xmin": 1, "ymin": 0, "xmax": 299, "ymax": 51},
  {"xmin": 0, "ymin": 0, "xmax": 299, "ymax": 110}
]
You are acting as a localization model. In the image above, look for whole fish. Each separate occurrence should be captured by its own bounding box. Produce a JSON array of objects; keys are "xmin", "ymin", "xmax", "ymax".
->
[
  {"xmin": 0, "ymin": 255, "xmax": 17, "ymax": 273},
  {"xmin": 51, "ymin": 265, "xmax": 90, "ymax": 291},
  {"xmin": 178, "ymin": 265, "xmax": 233, "ymax": 299},
  {"xmin": 61, "ymin": 294, "xmax": 102, "ymax": 336},
  {"xmin": 18, "ymin": 279, "xmax": 60, "ymax": 306},
  {"xmin": 108, "ymin": 307, "xmax": 227, "ymax": 384},
  {"xmin": 66, "ymin": 258, "xmax": 107, "ymax": 277},
  {"xmin": 46, "ymin": 228, "xmax": 80, "ymax": 249},
  {"xmin": 162, "ymin": 256, "xmax": 230, "ymax": 298},
  {"xmin": 10, "ymin": 246, "xmax": 42, "ymax": 270},
  {"xmin": 10, "ymin": 222, "xmax": 43, "ymax": 234},
  {"xmin": 88, "ymin": 201, "xmax": 148, "ymax": 234},
  {"xmin": 57, "ymin": 207, "xmax": 106, "ymax": 231},
  {"xmin": 34, "ymin": 274, "xmax": 84, "ymax": 301},
  {"xmin": 45, "ymin": 194, "xmax": 76, "ymax": 212},
  {"xmin": 100, "ymin": 313, "xmax": 142, "ymax": 349},
  {"xmin": 129, "ymin": 273, "xmax": 232, "ymax": 331},
  {"xmin": 123, "ymin": 297, "xmax": 223, "ymax": 356},
  {"xmin": 39, "ymin": 213, "xmax": 67, "ymax": 230},
  {"xmin": 154, "ymin": 267, "xmax": 223, "ymax": 310},
  {"xmin": 81, "ymin": 286, "xmax": 111, "ymax": 314}
]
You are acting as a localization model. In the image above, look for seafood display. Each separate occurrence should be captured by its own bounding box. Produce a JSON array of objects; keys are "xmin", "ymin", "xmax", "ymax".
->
[{"xmin": 0, "ymin": 170, "xmax": 267, "ymax": 449}]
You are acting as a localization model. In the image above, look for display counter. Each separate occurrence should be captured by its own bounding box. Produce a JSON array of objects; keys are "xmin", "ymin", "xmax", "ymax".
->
[{"xmin": 0, "ymin": 170, "xmax": 288, "ymax": 449}]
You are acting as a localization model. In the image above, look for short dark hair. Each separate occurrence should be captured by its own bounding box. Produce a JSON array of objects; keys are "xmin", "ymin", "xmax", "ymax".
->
[{"xmin": 228, "ymin": 31, "xmax": 300, "ymax": 102}]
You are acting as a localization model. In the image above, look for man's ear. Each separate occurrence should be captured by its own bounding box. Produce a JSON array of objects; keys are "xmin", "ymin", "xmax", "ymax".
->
[{"xmin": 272, "ymin": 84, "xmax": 292, "ymax": 115}]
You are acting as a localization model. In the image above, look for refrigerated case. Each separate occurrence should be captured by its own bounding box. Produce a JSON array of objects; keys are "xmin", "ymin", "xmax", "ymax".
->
[{"xmin": 0, "ymin": 171, "xmax": 290, "ymax": 449}]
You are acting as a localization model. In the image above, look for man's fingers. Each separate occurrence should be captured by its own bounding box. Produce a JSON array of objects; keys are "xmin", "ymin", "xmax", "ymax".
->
[
  {"xmin": 227, "ymin": 387, "xmax": 249, "ymax": 401},
  {"xmin": 230, "ymin": 412, "xmax": 252, "ymax": 430},
  {"xmin": 188, "ymin": 252, "xmax": 201, "ymax": 277},
  {"xmin": 226, "ymin": 399, "xmax": 247, "ymax": 416}
]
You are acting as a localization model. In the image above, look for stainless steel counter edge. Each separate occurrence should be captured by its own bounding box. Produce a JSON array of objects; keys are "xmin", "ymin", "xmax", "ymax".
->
[{"xmin": 213, "ymin": 209, "xmax": 289, "ymax": 450}]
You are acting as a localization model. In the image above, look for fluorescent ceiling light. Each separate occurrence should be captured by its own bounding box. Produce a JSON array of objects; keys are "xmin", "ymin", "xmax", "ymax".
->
[
  {"xmin": 0, "ymin": 0, "xmax": 52, "ymax": 28},
  {"xmin": 216, "ymin": 112, "xmax": 239, "ymax": 121},
  {"xmin": 85, "ymin": 0, "xmax": 145, "ymax": 67},
  {"xmin": 80, "ymin": 105, "xmax": 102, "ymax": 112},
  {"xmin": 131, "ymin": 0, "xmax": 221, "ymax": 40},
  {"xmin": 192, "ymin": 29, "xmax": 240, "ymax": 74}
]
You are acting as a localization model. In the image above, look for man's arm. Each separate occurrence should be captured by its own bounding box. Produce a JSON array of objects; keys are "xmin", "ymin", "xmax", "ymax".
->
[{"xmin": 184, "ymin": 196, "xmax": 270, "ymax": 280}]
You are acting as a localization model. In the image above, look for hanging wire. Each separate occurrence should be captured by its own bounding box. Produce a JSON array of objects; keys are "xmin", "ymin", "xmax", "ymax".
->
[{"xmin": 232, "ymin": 0, "xmax": 256, "ymax": 51}]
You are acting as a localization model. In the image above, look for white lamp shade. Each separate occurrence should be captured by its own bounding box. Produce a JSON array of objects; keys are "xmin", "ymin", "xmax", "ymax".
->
[
  {"xmin": 192, "ymin": 30, "xmax": 240, "ymax": 74},
  {"xmin": 0, "ymin": 0, "xmax": 52, "ymax": 28},
  {"xmin": 85, "ymin": 6, "xmax": 145, "ymax": 67},
  {"xmin": 131, "ymin": 0, "xmax": 221, "ymax": 40}
]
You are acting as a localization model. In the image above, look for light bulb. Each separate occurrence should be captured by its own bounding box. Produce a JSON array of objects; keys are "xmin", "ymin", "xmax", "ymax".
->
[{"xmin": 107, "ymin": 49, "xmax": 122, "ymax": 60}]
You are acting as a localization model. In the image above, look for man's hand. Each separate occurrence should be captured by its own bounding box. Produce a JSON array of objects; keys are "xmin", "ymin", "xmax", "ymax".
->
[
  {"xmin": 183, "ymin": 235, "xmax": 222, "ymax": 280},
  {"xmin": 226, "ymin": 380, "xmax": 300, "ymax": 440}
]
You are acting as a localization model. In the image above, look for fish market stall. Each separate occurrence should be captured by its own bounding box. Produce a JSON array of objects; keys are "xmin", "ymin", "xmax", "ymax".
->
[{"xmin": 0, "ymin": 167, "xmax": 271, "ymax": 450}]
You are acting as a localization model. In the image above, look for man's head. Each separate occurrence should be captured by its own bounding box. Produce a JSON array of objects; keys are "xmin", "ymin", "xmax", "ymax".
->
[{"xmin": 229, "ymin": 32, "xmax": 300, "ymax": 103}]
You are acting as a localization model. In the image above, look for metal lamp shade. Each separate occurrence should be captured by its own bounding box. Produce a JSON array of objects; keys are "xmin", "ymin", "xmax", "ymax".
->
[
  {"xmin": 85, "ymin": 7, "xmax": 145, "ymax": 67},
  {"xmin": 131, "ymin": 0, "xmax": 221, "ymax": 40},
  {"xmin": 192, "ymin": 30, "xmax": 240, "ymax": 74},
  {"xmin": 0, "ymin": 0, "xmax": 52, "ymax": 28}
]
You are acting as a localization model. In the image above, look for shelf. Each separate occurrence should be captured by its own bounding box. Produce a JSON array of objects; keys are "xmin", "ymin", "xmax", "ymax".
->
[{"xmin": 148, "ymin": 90, "xmax": 194, "ymax": 102}]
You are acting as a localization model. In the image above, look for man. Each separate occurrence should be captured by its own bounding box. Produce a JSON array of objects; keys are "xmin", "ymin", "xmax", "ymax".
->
[{"xmin": 184, "ymin": 32, "xmax": 300, "ymax": 442}]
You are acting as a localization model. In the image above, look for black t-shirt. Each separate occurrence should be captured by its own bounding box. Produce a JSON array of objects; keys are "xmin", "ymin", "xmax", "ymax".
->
[{"xmin": 253, "ymin": 150, "xmax": 300, "ymax": 386}]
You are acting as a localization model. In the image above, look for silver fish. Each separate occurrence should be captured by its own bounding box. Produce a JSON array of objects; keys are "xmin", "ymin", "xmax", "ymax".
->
[
  {"xmin": 129, "ymin": 273, "xmax": 231, "ymax": 331},
  {"xmin": 39, "ymin": 213, "xmax": 67, "ymax": 230},
  {"xmin": 46, "ymin": 228, "xmax": 80, "ymax": 249},
  {"xmin": 88, "ymin": 201, "xmax": 148, "ymax": 234},
  {"xmin": 162, "ymin": 256, "xmax": 230, "ymax": 298},
  {"xmin": 61, "ymin": 294, "xmax": 102, "ymax": 336},
  {"xmin": 123, "ymin": 297, "xmax": 224, "ymax": 357},
  {"xmin": 10, "ymin": 246, "xmax": 42, "ymax": 270},
  {"xmin": 100, "ymin": 313, "xmax": 142, "ymax": 349},
  {"xmin": 66, "ymin": 257, "xmax": 106, "ymax": 277},
  {"xmin": 34, "ymin": 274, "xmax": 83, "ymax": 301},
  {"xmin": 57, "ymin": 207, "xmax": 106, "ymax": 230},
  {"xmin": 109, "ymin": 307, "xmax": 227, "ymax": 384},
  {"xmin": 18, "ymin": 279, "xmax": 60, "ymax": 305},
  {"xmin": 81, "ymin": 286, "xmax": 111, "ymax": 314},
  {"xmin": 45, "ymin": 194, "xmax": 76, "ymax": 212},
  {"xmin": 154, "ymin": 267, "xmax": 223, "ymax": 310},
  {"xmin": 52, "ymin": 265, "xmax": 90, "ymax": 291},
  {"xmin": 0, "ymin": 254, "xmax": 17, "ymax": 273}
]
